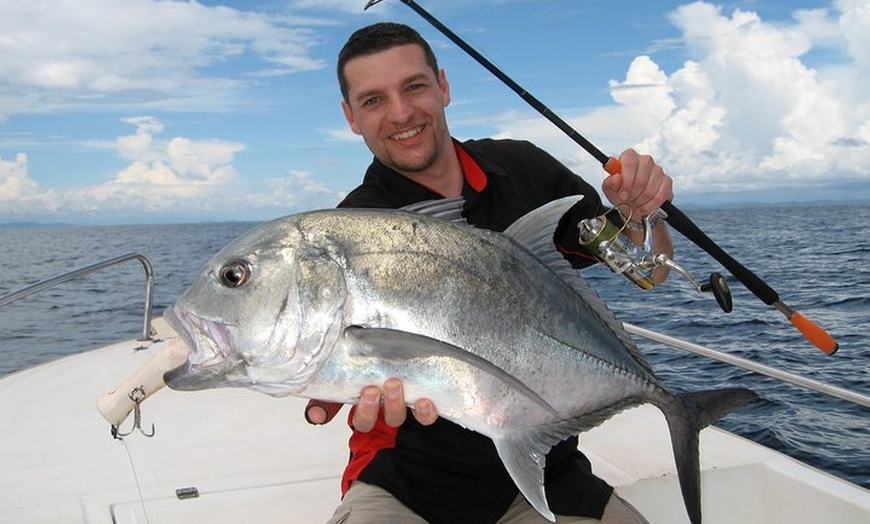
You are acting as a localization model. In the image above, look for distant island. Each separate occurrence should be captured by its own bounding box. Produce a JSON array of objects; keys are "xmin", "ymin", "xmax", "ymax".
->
[{"xmin": 0, "ymin": 221, "xmax": 72, "ymax": 228}]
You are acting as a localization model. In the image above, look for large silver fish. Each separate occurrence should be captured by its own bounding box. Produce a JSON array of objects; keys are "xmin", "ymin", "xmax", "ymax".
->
[{"xmin": 164, "ymin": 197, "xmax": 755, "ymax": 523}]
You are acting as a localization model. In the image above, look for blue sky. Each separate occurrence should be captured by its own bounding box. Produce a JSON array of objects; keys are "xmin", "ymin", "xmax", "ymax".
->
[{"xmin": 1, "ymin": 0, "xmax": 868, "ymax": 224}]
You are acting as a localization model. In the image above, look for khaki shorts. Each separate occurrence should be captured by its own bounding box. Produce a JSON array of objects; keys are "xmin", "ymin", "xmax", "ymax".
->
[{"xmin": 326, "ymin": 481, "xmax": 649, "ymax": 524}]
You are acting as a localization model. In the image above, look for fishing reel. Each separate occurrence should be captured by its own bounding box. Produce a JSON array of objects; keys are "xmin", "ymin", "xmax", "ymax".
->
[{"xmin": 577, "ymin": 208, "xmax": 733, "ymax": 313}]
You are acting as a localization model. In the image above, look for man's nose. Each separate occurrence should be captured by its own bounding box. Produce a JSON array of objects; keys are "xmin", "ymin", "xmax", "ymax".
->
[{"xmin": 387, "ymin": 95, "xmax": 414, "ymax": 123}]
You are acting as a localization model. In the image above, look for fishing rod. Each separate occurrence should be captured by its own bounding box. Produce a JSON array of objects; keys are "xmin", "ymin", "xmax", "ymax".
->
[{"xmin": 363, "ymin": 0, "xmax": 838, "ymax": 355}]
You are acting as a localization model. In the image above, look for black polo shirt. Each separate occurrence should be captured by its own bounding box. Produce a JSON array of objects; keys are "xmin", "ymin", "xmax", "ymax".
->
[{"xmin": 338, "ymin": 137, "xmax": 615, "ymax": 524}]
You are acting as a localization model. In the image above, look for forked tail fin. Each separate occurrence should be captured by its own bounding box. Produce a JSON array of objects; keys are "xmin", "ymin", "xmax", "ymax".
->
[{"xmin": 663, "ymin": 388, "xmax": 758, "ymax": 524}]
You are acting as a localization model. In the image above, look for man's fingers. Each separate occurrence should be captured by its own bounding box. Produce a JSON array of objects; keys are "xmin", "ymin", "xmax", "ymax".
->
[
  {"xmin": 305, "ymin": 399, "xmax": 343, "ymax": 425},
  {"xmin": 604, "ymin": 149, "xmax": 674, "ymax": 218},
  {"xmin": 413, "ymin": 398, "xmax": 438, "ymax": 426},
  {"xmin": 383, "ymin": 378, "xmax": 407, "ymax": 427},
  {"xmin": 349, "ymin": 379, "xmax": 439, "ymax": 432},
  {"xmin": 352, "ymin": 386, "xmax": 383, "ymax": 432}
]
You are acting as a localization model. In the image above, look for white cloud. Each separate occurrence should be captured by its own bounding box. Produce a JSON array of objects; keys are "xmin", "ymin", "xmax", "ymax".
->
[
  {"xmin": 487, "ymin": 1, "xmax": 870, "ymax": 200},
  {"xmin": 244, "ymin": 170, "xmax": 333, "ymax": 209},
  {"xmin": 0, "ymin": 153, "xmax": 65, "ymax": 218},
  {"xmin": 0, "ymin": 154, "xmax": 56, "ymax": 215},
  {"xmin": 0, "ymin": 117, "xmax": 343, "ymax": 222},
  {"xmin": 117, "ymin": 116, "xmax": 164, "ymax": 162},
  {"xmin": 0, "ymin": 0, "xmax": 330, "ymax": 121},
  {"xmin": 109, "ymin": 116, "xmax": 244, "ymax": 192},
  {"xmin": 662, "ymin": 1, "xmax": 869, "ymax": 188},
  {"xmin": 0, "ymin": 153, "xmax": 35, "ymax": 197},
  {"xmin": 838, "ymin": 0, "xmax": 870, "ymax": 66}
]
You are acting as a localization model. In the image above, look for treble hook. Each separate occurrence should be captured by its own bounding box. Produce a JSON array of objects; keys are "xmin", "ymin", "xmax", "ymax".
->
[{"xmin": 111, "ymin": 386, "xmax": 155, "ymax": 440}]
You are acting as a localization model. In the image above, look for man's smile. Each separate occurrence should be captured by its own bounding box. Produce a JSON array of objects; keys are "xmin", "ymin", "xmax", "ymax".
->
[{"xmin": 390, "ymin": 125, "xmax": 425, "ymax": 142}]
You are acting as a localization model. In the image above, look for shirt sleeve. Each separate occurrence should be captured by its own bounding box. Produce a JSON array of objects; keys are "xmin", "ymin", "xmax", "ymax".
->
[{"xmin": 510, "ymin": 141, "xmax": 608, "ymax": 270}]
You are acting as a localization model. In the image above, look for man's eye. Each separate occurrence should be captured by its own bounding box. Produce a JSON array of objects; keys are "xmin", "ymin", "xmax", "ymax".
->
[{"xmin": 362, "ymin": 96, "xmax": 381, "ymax": 107}]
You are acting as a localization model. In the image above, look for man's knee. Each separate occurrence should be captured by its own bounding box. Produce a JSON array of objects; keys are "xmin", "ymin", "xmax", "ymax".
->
[
  {"xmin": 597, "ymin": 493, "xmax": 649, "ymax": 524},
  {"xmin": 325, "ymin": 482, "xmax": 427, "ymax": 524}
]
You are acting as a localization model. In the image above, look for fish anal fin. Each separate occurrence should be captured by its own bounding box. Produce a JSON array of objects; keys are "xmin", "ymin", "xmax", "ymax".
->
[
  {"xmin": 493, "ymin": 433, "xmax": 555, "ymax": 522},
  {"xmin": 492, "ymin": 408, "xmax": 634, "ymax": 523}
]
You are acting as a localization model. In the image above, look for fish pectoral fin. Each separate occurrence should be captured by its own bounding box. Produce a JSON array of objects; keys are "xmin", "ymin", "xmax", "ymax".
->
[
  {"xmin": 345, "ymin": 326, "xmax": 458, "ymax": 361},
  {"xmin": 345, "ymin": 326, "xmax": 559, "ymax": 417}
]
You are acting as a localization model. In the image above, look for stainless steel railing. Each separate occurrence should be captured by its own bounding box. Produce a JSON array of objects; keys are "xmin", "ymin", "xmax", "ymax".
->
[
  {"xmin": 0, "ymin": 253, "xmax": 155, "ymax": 341},
  {"xmin": 624, "ymin": 323, "xmax": 870, "ymax": 408}
]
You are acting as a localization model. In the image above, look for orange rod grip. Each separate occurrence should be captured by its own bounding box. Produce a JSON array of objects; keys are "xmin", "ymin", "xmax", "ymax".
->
[
  {"xmin": 789, "ymin": 311, "xmax": 838, "ymax": 355},
  {"xmin": 603, "ymin": 157, "xmax": 621, "ymax": 176}
]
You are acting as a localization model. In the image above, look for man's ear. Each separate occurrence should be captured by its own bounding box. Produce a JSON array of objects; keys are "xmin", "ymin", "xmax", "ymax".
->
[
  {"xmin": 341, "ymin": 101, "xmax": 362, "ymax": 136},
  {"xmin": 438, "ymin": 68, "xmax": 450, "ymax": 108}
]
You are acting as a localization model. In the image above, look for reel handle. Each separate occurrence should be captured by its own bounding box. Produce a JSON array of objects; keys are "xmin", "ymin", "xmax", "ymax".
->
[{"xmin": 700, "ymin": 272, "xmax": 733, "ymax": 313}]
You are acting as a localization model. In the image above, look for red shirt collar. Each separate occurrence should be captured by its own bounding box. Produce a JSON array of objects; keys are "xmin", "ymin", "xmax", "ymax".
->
[{"xmin": 454, "ymin": 140, "xmax": 488, "ymax": 192}]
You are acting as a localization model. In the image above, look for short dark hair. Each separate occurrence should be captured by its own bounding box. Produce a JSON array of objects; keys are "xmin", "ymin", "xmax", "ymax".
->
[{"xmin": 337, "ymin": 22, "xmax": 440, "ymax": 102}]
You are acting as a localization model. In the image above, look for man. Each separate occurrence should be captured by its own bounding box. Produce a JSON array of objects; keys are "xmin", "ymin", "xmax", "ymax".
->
[{"xmin": 307, "ymin": 22, "xmax": 674, "ymax": 524}]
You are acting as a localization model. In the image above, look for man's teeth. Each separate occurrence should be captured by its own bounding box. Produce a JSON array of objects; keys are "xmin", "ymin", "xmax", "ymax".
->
[{"xmin": 393, "ymin": 127, "xmax": 422, "ymax": 140}]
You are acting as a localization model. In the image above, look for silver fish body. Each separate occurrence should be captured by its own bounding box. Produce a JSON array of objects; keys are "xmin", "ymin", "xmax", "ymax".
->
[{"xmin": 164, "ymin": 197, "xmax": 755, "ymax": 523}]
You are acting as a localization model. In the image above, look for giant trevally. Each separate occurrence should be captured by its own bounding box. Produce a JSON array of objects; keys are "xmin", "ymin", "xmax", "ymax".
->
[{"xmin": 163, "ymin": 196, "xmax": 756, "ymax": 523}]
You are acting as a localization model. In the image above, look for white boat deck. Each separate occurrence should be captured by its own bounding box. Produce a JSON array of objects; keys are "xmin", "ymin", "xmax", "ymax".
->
[{"xmin": 1, "ymin": 318, "xmax": 868, "ymax": 523}]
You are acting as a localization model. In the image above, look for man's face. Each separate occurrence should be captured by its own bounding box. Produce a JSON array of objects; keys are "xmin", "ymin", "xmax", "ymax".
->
[{"xmin": 341, "ymin": 44, "xmax": 451, "ymax": 177}]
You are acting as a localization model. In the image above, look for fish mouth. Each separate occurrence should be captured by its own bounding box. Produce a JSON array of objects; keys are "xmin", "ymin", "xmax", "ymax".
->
[
  {"xmin": 164, "ymin": 305, "xmax": 233, "ymax": 364},
  {"xmin": 162, "ymin": 305, "xmax": 242, "ymax": 391},
  {"xmin": 163, "ymin": 306, "xmax": 195, "ymax": 355},
  {"xmin": 163, "ymin": 360, "xmax": 240, "ymax": 391}
]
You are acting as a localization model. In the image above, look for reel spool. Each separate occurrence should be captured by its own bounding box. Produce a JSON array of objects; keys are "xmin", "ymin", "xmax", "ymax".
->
[{"xmin": 577, "ymin": 210, "xmax": 733, "ymax": 313}]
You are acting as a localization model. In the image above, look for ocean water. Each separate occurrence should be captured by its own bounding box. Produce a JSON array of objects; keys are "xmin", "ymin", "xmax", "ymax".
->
[{"xmin": 0, "ymin": 204, "xmax": 868, "ymax": 489}]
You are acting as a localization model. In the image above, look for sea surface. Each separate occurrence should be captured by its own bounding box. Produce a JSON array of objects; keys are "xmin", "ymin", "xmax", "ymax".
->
[{"xmin": 1, "ymin": 204, "xmax": 868, "ymax": 489}]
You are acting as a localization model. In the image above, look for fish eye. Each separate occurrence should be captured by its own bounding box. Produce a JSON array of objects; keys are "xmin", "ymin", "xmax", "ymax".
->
[{"xmin": 219, "ymin": 259, "xmax": 252, "ymax": 288}]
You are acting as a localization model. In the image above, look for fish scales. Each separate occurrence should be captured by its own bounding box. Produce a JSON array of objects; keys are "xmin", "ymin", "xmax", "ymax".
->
[{"xmin": 314, "ymin": 209, "xmax": 658, "ymax": 422}]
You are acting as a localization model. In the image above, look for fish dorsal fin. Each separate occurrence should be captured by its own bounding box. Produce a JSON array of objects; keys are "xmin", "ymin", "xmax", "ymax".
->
[
  {"xmin": 401, "ymin": 197, "xmax": 467, "ymax": 224},
  {"xmin": 504, "ymin": 196, "xmax": 657, "ymax": 379},
  {"xmin": 503, "ymin": 196, "xmax": 583, "ymax": 268}
]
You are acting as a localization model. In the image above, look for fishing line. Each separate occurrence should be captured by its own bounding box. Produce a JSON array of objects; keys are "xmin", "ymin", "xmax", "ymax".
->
[
  {"xmin": 109, "ymin": 385, "xmax": 156, "ymax": 523},
  {"xmin": 118, "ymin": 438, "xmax": 153, "ymax": 524},
  {"xmin": 364, "ymin": 0, "xmax": 838, "ymax": 355}
]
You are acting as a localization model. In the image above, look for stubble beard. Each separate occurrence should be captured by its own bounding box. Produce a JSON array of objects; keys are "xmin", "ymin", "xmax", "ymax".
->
[{"xmin": 384, "ymin": 140, "xmax": 440, "ymax": 175}]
